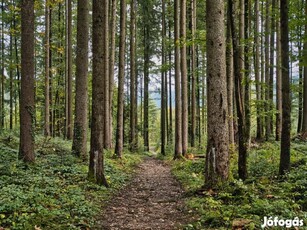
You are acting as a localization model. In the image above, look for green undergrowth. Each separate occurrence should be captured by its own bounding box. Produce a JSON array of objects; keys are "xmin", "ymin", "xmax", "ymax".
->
[
  {"xmin": 171, "ymin": 141, "xmax": 307, "ymax": 230},
  {"xmin": 0, "ymin": 133, "xmax": 143, "ymax": 230}
]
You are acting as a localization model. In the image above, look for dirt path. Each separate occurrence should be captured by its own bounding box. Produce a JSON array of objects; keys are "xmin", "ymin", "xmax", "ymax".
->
[{"xmin": 96, "ymin": 157, "xmax": 193, "ymax": 230}]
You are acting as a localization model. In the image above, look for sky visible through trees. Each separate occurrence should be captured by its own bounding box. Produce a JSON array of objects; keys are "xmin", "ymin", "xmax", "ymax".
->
[{"xmin": 0, "ymin": 0, "xmax": 307, "ymax": 228}]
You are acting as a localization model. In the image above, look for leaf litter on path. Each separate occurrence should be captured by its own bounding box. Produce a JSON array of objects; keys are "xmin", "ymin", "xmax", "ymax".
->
[{"xmin": 95, "ymin": 157, "xmax": 195, "ymax": 230}]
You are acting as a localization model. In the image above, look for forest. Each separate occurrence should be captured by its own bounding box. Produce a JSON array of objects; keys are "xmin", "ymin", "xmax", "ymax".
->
[{"xmin": 0, "ymin": 0, "xmax": 307, "ymax": 229}]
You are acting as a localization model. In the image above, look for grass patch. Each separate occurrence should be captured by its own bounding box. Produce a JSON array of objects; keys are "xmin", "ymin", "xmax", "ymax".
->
[
  {"xmin": 0, "ymin": 133, "xmax": 143, "ymax": 230},
  {"xmin": 171, "ymin": 141, "xmax": 307, "ymax": 229}
]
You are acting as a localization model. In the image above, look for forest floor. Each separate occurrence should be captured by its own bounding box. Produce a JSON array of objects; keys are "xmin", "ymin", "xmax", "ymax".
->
[{"xmin": 95, "ymin": 156, "xmax": 195, "ymax": 230}]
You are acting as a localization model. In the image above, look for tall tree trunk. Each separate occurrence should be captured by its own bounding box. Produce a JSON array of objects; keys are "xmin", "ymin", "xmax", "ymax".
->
[
  {"xmin": 174, "ymin": 0, "xmax": 182, "ymax": 159},
  {"xmin": 161, "ymin": 0, "xmax": 166, "ymax": 155},
  {"xmin": 115, "ymin": 0, "xmax": 126, "ymax": 158},
  {"xmin": 265, "ymin": 0, "xmax": 271, "ymax": 140},
  {"xmin": 302, "ymin": 0, "xmax": 307, "ymax": 133},
  {"xmin": 1, "ymin": 0, "xmax": 4, "ymax": 129},
  {"xmin": 275, "ymin": 4, "xmax": 282, "ymax": 141},
  {"xmin": 279, "ymin": 0, "xmax": 291, "ymax": 175},
  {"xmin": 19, "ymin": 0, "xmax": 35, "ymax": 162},
  {"xmin": 65, "ymin": 0, "xmax": 73, "ymax": 139},
  {"xmin": 44, "ymin": 0, "xmax": 50, "ymax": 136},
  {"xmin": 297, "ymin": 41, "xmax": 303, "ymax": 134},
  {"xmin": 72, "ymin": 0, "xmax": 89, "ymax": 159},
  {"xmin": 9, "ymin": 18, "xmax": 13, "ymax": 130},
  {"xmin": 201, "ymin": 50, "xmax": 206, "ymax": 137},
  {"xmin": 226, "ymin": 1, "xmax": 234, "ymax": 145},
  {"xmin": 109, "ymin": 0, "xmax": 117, "ymax": 147},
  {"xmin": 49, "ymin": 9, "xmax": 54, "ymax": 136},
  {"xmin": 229, "ymin": 0, "xmax": 248, "ymax": 180},
  {"xmin": 260, "ymin": 0, "xmax": 265, "ymax": 138},
  {"xmin": 103, "ymin": 0, "xmax": 111, "ymax": 149},
  {"xmin": 205, "ymin": 0, "xmax": 229, "ymax": 188},
  {"xmin": 254, "ymin": 0, "xmax": 262, "ymax": 140},
  {"xmin": 180, "ymin": 0, "xmax": 188, "ymax": 156},
  {"xmin": 244, "ymin": 0, "xmax": 250, "ymax": 149},
  {"xmin": 168, "ymin": 14, "xmax": 173, "ymax": 145},
  {"xmin": 190, "ymin": 0, "xmax": 196, "ymax": 147},
  {"xmin": 269, "ymin": 0, "xmax": 276, "ymax": 134},
  {"xmin": 129, "ymin": 0, "xmax": 137, "ymax": 152},
  {"xmin": 89, "ymin": 0, "xmax": 108, "ymax": 186},
  {"xmin": 143, "ymin": 4, "xmax": 150, "ymax": 152}
]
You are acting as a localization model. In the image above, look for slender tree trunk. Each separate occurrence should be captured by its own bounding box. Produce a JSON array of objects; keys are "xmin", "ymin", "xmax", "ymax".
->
[
  {"xmin": 143, "ymin": 4, "xmax": 150, "ymax": 152},
  {"xmin": 44, "ymin": 0, "xmax": 50, "ymax": 136},
  {"xmin": 297, "ymin": 40, "xmax": 303, "ymax": 133},
  {"xmin": 129, "ymin": 0, "xmax": 137, "ymax": 152},
  {"xmin": 72, "ymin": 0, "xmax": 89, "ymax": 159},
  {"xmin": 205, "ymin": 0, "xmax": 229, "ymax": 188},
  {"xmin": 190, "ymin": 0, "xmax": 196, "ymax": 147},
  {"xmin": 254, "ymin": 0, "xmax": 262, "ymax": 140},
  {"xmin": 168, "ymin": 17, "xmax": 173, "ymax": 145},
  {"xmin": 49, "ymin": 9, "xmax": 54, "ymax": 136},
  {"xmin": 244, "ymin": 0, "xmax": 251, "ymax": 149},
  {"xmin": 302, "ymin": 1, "xmax": 307, "ymax": 133},
  {"xmin": 174, "ymin": 0, "xmax": 182, "ymax": 159},
  {"xmin": 65, "ymin": 0, "xmax": 73, "ymax": 139},
  {"xmin": 109, "ymin": 0, "xmax": 117, "ymax": 147},
  {"xmin": 89, "ymin": 0, "xmax": 108, "ymax": 186},
  {"xmin": 276, "ymin": 5, "xmax": 282, "ymax": 141},
  {"xmin": 9, "ymin": 18, "xmax": 13, "ymax": 130},
  {"xmin": 265, "ymin": 0, "xmax": 271, "ymax": 140},
  {"xmin": 19, "ymin": 0, "xmax": 35, "ymax": 162},
  {"xmin": 115, "ymin": 0, "xmax": 126, "ymax": 158},
  {"xmin": 161, "ymin": 0, "xmax": 166, "ymax": 155},
  {"xmin": 201, "ymin": 50, "xmax": 206, "ymax": 138},
  {"xmin": 103, "ymin": 0, "xmax": 110, "ymax": 149},
  {"xmin": 269, "ymin": 0, "xmax": 276, "ymax": 134},
  {"xmin": 1, "ymin": 0, "xmax": 4, "ymax": 129},
  {"xmin": 180, "ymin": 0, "xmax": 188, "ymax": 156},
  {"xmin": 229, "ymin": 0, "xmax": 248, "ymax": 180},
  {"xmin": 226, "ymin": 1, "xmax": 234, "ymax": 145},
  {"xmin": 260, "ymin": 0, "xmax": 265, "ymax": 138},
  {"xmin": 279, "ymin": 0, "xmax": 291, "ymax": 175}
]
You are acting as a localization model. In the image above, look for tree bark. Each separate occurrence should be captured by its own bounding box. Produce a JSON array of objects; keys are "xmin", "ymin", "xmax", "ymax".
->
[
  {"xmin": 72, "ymin": 0, "xmax": 89, "ymax": 159},
  {"xmin": 19, "ymin": 0, "xmax": 35, "ymax": 163},
  {"xmin": 226, "ymin": 5, "xmax": 234, "ymax": 146},
  {"xmin": 44, "ymin": 0, "xmax": 50, "ymax": 137},
  {"xmin": 269, "ymin": 0, "xmax": 276, "ymax": 134},
  {"xmin": 65, "ymin": 0, "xmax": 73, "ymax": 139},
  {"xmin": 143, "ymin": 3, "xmax": 150, "ymax": 152},
  {"xmin": 115, "ymin": 0, "xmax": 126, "ymax": 158},
  {"xmin": 190, "ymin": 0, "xmax": 196, "ymax": 147},
  {"xmin": 229, "ymin": 0, "xmax": 248, "ymax": 181},
  {"xmin": 254, "ymin": 0, "xmax": 262, "ymax": 140},
  {"xmin": 129, "ymin": 0, "xmax": 137, "ymax": 152},
  {"xmin": 279, "ymin": 0, "xmax": 291, "ymax": 175},
  {"xmin": 265, "ymin": 0, "xmax": 271, "ymax": 140},
  {"xmin": 161, "ymin": 0, "xmax": 166, "ymax": 155},
  {"xmin": 244, "ymin": 0, "xmax": 250, "ymax": 149},
  {"xmin": 205, "ymin": 0, "xmax": 229, "ymax": 188},
  {"xmin": 302, "ymin": 0, "xmax": 307, "ymax": 132},
  {"xmin": 109, "ymin": 0, "xmax": 117, "ymax": 147},
  {"xmin": 275, "ymin": 3, "xmax": 282, "ymax": 141},
  {"xmin": 89, "ymin": 0, "xmax": 108, "ymax": 186},
  {"xmin": 103, "ymin": 0, "xmax": 111, "ymax": 149},
  {"xmin": 9, "ymin": 17, "xmax": 13, "ymax": 130},
  {"xmin": 180, "ymin": 0, "xmax": 188, "ymax": 156},
  {"xmin": 174, "ymin": 0, "xmax": 182, "ymax": 159}
]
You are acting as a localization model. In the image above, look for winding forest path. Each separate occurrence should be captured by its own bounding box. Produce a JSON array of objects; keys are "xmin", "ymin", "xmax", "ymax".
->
[{"xmin": 96, "ymin": 156, "xmax": 193, "ymax": 229}]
